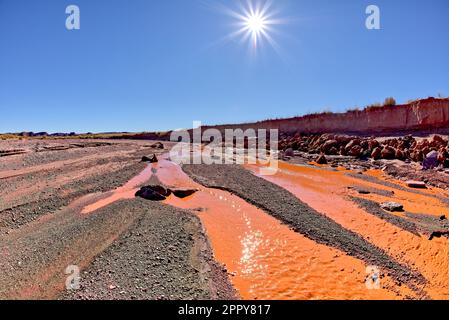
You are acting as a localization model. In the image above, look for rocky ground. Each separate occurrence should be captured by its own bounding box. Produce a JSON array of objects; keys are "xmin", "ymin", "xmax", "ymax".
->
[
  {"xmin": 3, "ymin": 135, "xmax": 449, "ymax": 300},
  {"xmin": 280, "ymin": 133, "xmax": 449, "ymax": 166},
  {"xmin": 61, "ymin": 200, "xmax": 236, "ymax": 300},
  {"xmin": 0, "ymin": 139, "xmax": 234, "ymax": 300},
  {"xmin": 279, "ymin": 133, "xmax": 449, "ymax": 188}
]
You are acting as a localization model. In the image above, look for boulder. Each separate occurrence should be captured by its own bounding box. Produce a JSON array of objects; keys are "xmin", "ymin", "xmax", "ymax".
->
[
  {"xmin": 284, "ymin": 148, "xmax": 294, "ymax": 157},
  {"xmin": 371, "ymin": 147, "xmax": 382, "ymax": 160},
  {"xmin": 328, "ymin": 147, "xmax": 338, "ymax": 155},
  {"xmin": 368, "ymin": 139, "xmax": 380, "ymax": 151},
  {"xmin": 438, "ymin": 150, "xmax": 447, "ymax": 166},
  {"xmin": 411, "ymin": 151, "xmax": 424, "ymax": 162},
  {"xmin": 135, "ymin": 186, "xmax": 169, "ymax": 201},
  {"xmin": 432, "ymin": 135, "xmax": 445, "ymax": 146},
  {"xmin": 345, "ymin": 139, "xmax": 361, "ymax": 153},
  {"xmin": 335, "ymin": 135, "xmax": 351, "ymax": 145},
  {"xmin": 360, "ymin": 140, "xmax": 369, "ymax": 150},
  {"xmin": 321, "ymin": 140, "xmax": 338, "ymax": 154},
  {"xmin": 395, "ymin": 149, "xmax": 405, "ymax": 160},
  {"xmin": 172, "ymin": 189, "xmax": 198, "ymax": 199},
  {"xmin": 316, "ymin": 154, "xmax": 328, "ymax": 165},
  {"xmin": 381, "ymin": 146, "xmax": 396, "ymax": 159},
  {"xmin": 348, "ymin": 145, "xmax": 363, "ymax": 157},
  {"xmin": 381, "ymin": 202, "xmax": 404, "ymax": 212},
  {"xmin": 422, "ymin": 150, "xmax": 438, "ymax": 170}
]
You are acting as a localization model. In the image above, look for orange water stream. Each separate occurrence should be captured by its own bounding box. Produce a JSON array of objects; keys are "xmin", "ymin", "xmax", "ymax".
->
[
  {"xmin": 81, "ymin": 164, "xmax": 154, "ymax": 214},
  {"xmin": 245, "ymin": 161, "xmax": 449, "ymax": 299},
  {"xmin": 156, "ymin": 159, "xmax": 404, "ymax": 299},
  {"xmin": 75, "ymin": 157, "xmax": 436, "ymax": 299}
]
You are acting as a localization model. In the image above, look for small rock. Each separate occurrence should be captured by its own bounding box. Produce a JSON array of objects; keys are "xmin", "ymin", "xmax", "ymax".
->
[
  {"xmin": 381, "ymin": 202, "xmax": 404, "ymax": 212},
  {"xmin": 284, "ymin": 148, "xmax": 294, "ymax": 157},
  {"xmin": 150, "ymin": 142, "xmax": 164, "ymax": 149},
  {"xmin": 142, "ymin": 154, "xmax": 158, "ymax": 163},
  {"xmin": 172, "ymin": 189, "xmax": 198, "ymax": 199},
  {"xmin": 316, "ymin": 154, "xmax": 328, "ymax": 165},
  {"xmin": 135, "ymin": 186, "xmax": 168, "ymax": 201},
  {"xmin": 406, "ymin": 180, "xmax": 427, "ymax": 189}
]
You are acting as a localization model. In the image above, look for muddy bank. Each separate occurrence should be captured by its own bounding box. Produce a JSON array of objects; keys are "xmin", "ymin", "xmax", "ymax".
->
[
  {"xmin": 62, "ymin": 200, "xmax": 236, "ymax": 300},
  {"xmin": 181, "ymin": 164, "xmax": 427, "ymax": 296}
]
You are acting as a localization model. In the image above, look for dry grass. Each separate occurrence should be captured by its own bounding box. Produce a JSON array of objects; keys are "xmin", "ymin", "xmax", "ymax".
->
[
  {"xmin": 0, "ymin": 134, "xmax": 21, "ymax": 140},
  {"xmin": 383, "ymin": 97, "xmax": 397, "ymax": 107}
]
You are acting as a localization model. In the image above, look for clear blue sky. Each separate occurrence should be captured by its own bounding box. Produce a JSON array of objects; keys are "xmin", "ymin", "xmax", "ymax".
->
[{"xmin": 1, "ymin": 0, "xmax": 448, "ymax": 133}]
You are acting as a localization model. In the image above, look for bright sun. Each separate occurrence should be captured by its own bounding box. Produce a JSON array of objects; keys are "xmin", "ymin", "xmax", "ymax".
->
[
  {"xmin": 215, "ymin": 0, "xmax": 286, "ymax": 53},
  {"xmin": 245, "ymin": 13, "xmax": 266, "ymax": 34},
  {"xmin": 221, "ymin": 0, "xmax": 284, "ymax": 50}
]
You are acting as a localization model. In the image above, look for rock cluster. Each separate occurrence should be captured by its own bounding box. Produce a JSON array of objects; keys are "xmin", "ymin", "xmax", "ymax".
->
[
  {"xmin": 279, "ymin": 134, "xmax": 449, "ymax": 168},
  {"xmin": 136, "ymin": 185, "xmax": 198, "ymax": 201}
]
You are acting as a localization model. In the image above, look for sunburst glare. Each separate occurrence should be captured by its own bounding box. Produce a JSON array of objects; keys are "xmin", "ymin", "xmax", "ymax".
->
[{"xmin": 217, "ymin": 0, "xmax": 286, "ymax": 52}]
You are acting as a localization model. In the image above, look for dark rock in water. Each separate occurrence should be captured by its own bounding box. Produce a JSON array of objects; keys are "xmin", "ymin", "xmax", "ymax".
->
[
  {"xmin": 151, "ymin": 142, "xmax": 164, "ymax": 149},
  {"xmin": 428, "ymin": 230, "xmax": 449, "ymax": 241},
  {"xmin": 150, "ymin": 185, "xmax": 172, "ymax": 197},
  {"xmin": 172, "ymin": 189, "xmax": 198, "ymax": 199},
  {"xmin": 316, "ymin": 154, "xmax": 328, "ymax": 165},
  {"xmin": 422, "ymin": 150, "xmax": 438, "ymax": 170},
  {"xmin": 381, "ymin": 202, "xmax": 404, "ymax": 212},
  {"xmin": 136, "ymin": 185, "xmax": 196, "ymax": 201},
  {"xmin": 142, "ymin": 154, "xmax": 158, "ymax": 163},
  {"xmin": 135, "ymin": 186, "xmax": 169, "ymax": 201}
]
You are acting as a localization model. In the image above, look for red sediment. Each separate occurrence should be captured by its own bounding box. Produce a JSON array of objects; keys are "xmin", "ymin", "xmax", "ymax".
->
[
  {"xmin": 245, "ymin": 161, "xmax": 449, "ymax": 299},
  {"xmin": 156, "ymin": 159, "xmax": 403, "ymax": 299}
]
